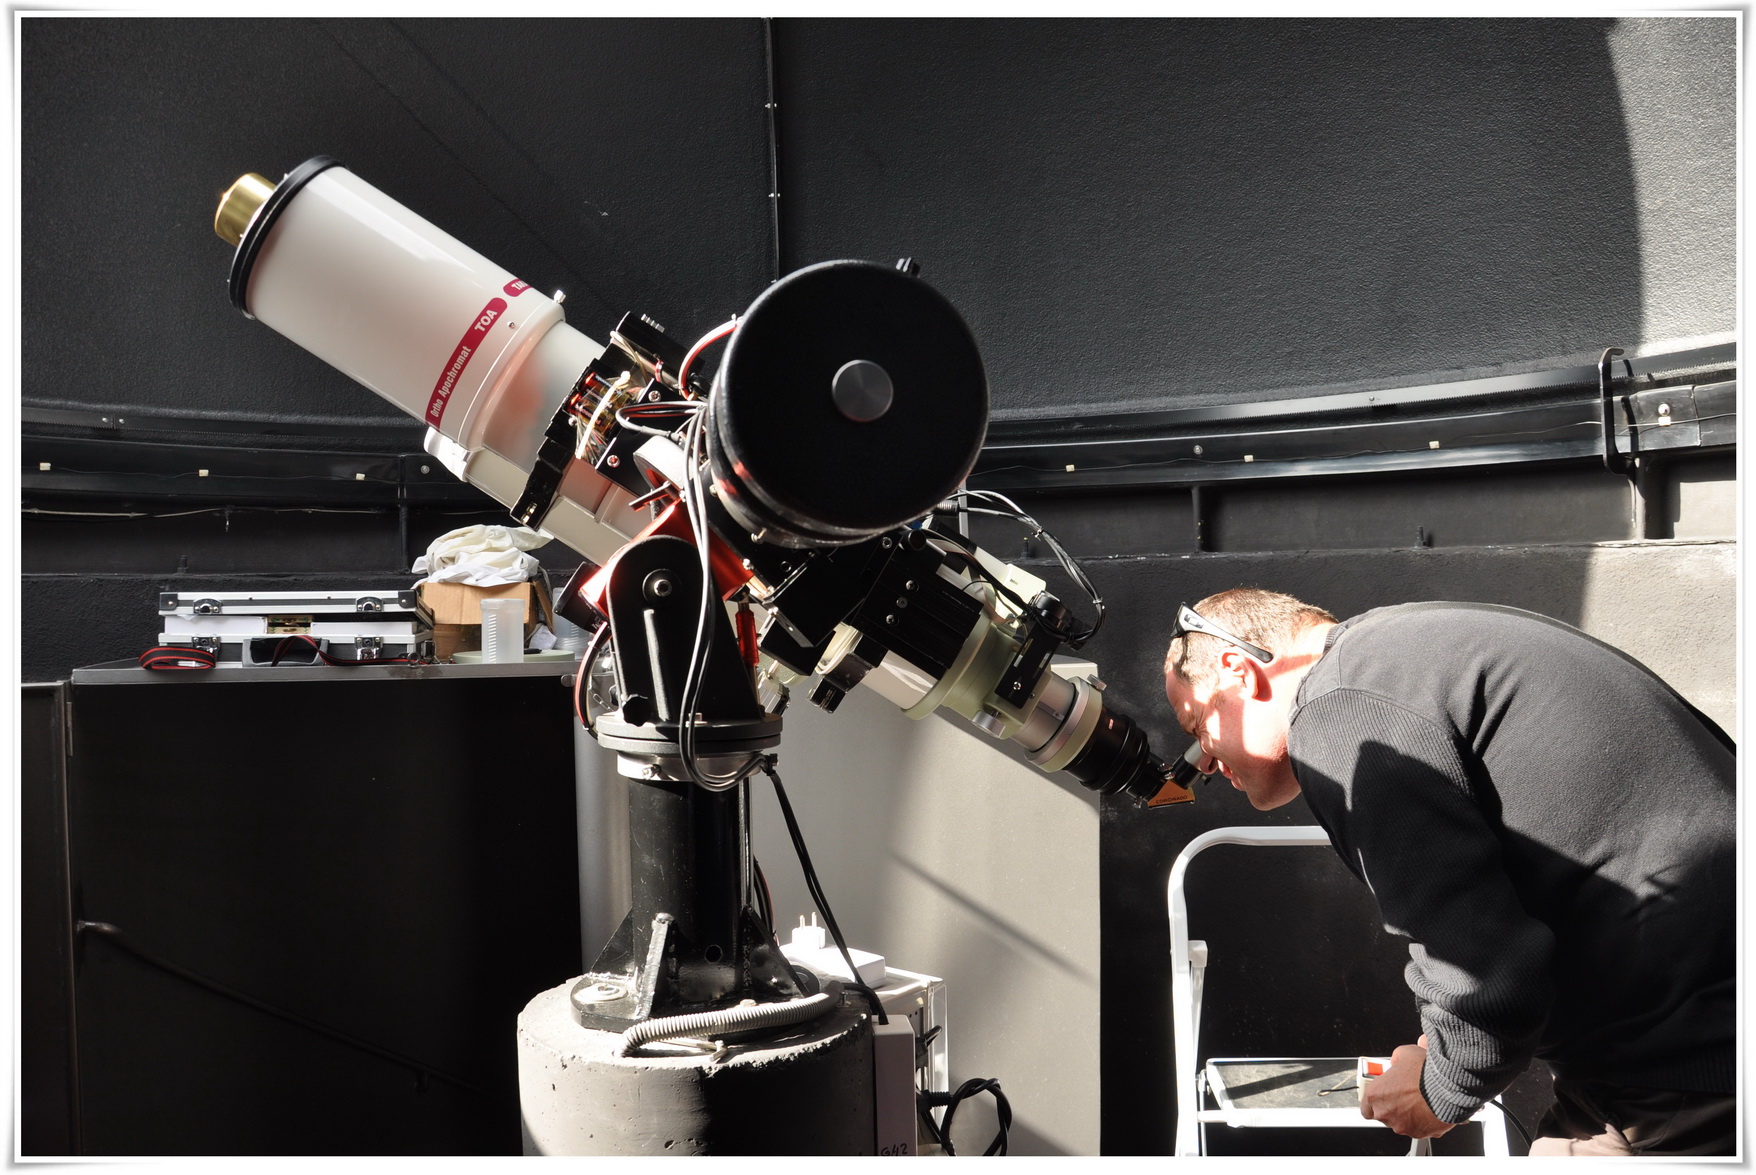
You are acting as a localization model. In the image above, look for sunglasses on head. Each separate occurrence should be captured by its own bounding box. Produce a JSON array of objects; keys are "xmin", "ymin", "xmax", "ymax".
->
[{"xmin": 1171, "ymin": 603, "xmax": 1275, "ymax": 665}]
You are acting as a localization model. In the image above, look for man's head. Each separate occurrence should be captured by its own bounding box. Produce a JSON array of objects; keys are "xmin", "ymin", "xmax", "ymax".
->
[{"xmin": 1164, "ymin": 588, "xmax": 1337, "ymax": 810}]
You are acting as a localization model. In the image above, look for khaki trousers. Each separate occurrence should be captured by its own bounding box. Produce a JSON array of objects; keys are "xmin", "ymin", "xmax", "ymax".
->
[{"xmin": 1529, "ymin": 1078, "xmax": 1735, "ymax": 1156}]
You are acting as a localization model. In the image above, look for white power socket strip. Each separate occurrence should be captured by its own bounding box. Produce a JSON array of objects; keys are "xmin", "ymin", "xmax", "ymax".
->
[{"xmin": 779, "ymin": 913, "xmax": 889, "ymax": 987}]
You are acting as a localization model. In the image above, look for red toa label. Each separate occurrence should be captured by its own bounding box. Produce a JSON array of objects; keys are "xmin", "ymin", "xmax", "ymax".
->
[{"xmin": 425, "ymin": 298, "xmax": 508, "ymax": 428}]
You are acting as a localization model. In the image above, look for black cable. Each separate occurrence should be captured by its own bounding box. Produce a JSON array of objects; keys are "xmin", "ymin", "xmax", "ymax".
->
[
  {"xmin": 76, "ymin": 920, "xmax": 490, "ymax": 1099},
  {"xmin": 762, "ymin": 762, "xmax": 886, "ymax": 1023},
  {"xmin": 1490, "ymin": 1096, "xmax": 1534, "ymax": 1148},
  {"xmin": 753, "ymin": 857, "xmax": 775, "ymax": 932},
  {"xmin": 958, "ymin": 490, "xmax": 1105, "ymax": 645},
  {"xmin": 918, "ymin": 526, "xmax": 1032, "ymax": 616},
  {"xmin": 919, "ymin": 1077, "xmax": 1012, "ymax": 1156}
]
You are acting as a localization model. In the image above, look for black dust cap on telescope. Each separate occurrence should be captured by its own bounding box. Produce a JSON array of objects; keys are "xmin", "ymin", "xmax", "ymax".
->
[{"xmin": 710, "ymin": 260, "xmax": 988, "ymax": 546}]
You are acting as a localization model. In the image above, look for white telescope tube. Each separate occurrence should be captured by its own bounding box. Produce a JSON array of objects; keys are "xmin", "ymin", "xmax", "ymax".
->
[{"xmin": 216, "ymin": 158, "xmax": 647, "ymax": 564}]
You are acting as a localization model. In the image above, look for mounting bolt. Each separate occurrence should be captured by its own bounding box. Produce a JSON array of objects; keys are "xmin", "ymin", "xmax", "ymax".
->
[
  {"xmin": 1193, "ymin": 444, "xmax": 1204, "ymax": 456},
  {"xmin": 647, "ymin": 389, "xmax": 662, "ymax": 402}
]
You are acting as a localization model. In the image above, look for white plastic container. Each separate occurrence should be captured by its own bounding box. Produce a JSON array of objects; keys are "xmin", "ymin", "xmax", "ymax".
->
[{"xmin": 479, "ymin": 597, "xmax": 527, "ymax": 664}]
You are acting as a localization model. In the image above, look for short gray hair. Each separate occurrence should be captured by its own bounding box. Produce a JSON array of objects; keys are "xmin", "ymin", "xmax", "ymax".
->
[{"xmin": 1164, "ymin": 588, "xmax": 1337, "ymax": 687}]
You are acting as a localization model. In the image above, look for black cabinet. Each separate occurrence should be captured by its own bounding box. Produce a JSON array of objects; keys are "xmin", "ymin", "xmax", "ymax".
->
[{"xmin": 58, "ymin": 663, "xmax": 584, "ymax": 1156}]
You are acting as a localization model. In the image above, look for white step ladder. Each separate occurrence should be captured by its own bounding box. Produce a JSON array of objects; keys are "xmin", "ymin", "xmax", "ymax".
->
[{"xmin": 1167, "ymin": 826, "xmax": 1510, "ymax": 1157}]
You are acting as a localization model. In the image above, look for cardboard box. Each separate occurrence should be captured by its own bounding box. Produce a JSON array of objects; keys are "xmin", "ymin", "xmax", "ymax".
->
[{"xmin": 417, "ymin": 581, "xmax": 554, "ymax": 660}]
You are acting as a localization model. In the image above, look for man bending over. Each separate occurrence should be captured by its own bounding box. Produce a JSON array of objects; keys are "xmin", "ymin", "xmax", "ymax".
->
[{"xmin": 1162, "ymin": 589, "xmax": 1734, "ymax": 1156}]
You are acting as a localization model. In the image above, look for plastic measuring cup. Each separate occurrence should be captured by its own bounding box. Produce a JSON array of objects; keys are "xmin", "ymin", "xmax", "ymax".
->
[{"xmin": 478, "ymin": 597, "xmax": 527, "ymax": 664}]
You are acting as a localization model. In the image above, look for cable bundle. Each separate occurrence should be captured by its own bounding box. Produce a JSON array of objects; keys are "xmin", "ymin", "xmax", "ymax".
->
[
  {"xmin": 919, "ymin": 1076, "xmax": 1012, "ymax": 1155},
  {"xmin": 949, "ymin": 489, "xmax": 1106, "ymax": 646},
  {"xmin": 138, "ymin": 644, "xmax": 217, "ymax": 670}
]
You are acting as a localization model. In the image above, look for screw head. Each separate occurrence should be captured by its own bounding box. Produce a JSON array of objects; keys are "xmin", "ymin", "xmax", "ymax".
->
[
  {"xmin": 648, "ymin": 389, "xmax": 662, "ymax": 402},
  {"xmin": 607, "ymin": 454, "xmax": 621, "ymax": 468},
  {"xmin": 1658, "ymin": 403, "xmax": 1672, "ymax": 415},
  {"xmin": 1193, "ymin": 444, "xmax": 1205, "ymax": 456}
]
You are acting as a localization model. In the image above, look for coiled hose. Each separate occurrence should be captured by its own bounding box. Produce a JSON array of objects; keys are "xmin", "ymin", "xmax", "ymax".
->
[{"xmin": 620, "ymin": 991, "xmax": 836, "ymax": 1057}]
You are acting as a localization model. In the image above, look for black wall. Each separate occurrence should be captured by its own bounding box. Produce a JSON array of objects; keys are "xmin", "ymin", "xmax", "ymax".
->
[{"xmin": 19, "ymin": 16, "xmax": 1737, "ymax": 1156}]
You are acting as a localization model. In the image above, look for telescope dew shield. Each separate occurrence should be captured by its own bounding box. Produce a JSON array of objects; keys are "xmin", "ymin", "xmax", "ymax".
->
[{"xmin": 215, "ymin": 157, "xmax": 638, "ymax": 563}]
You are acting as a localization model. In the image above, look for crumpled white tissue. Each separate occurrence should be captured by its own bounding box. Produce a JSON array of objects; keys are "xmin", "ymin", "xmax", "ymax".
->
[{"xmin": 412, "ymin": 524, "xmax": 552, "ymax": 586}]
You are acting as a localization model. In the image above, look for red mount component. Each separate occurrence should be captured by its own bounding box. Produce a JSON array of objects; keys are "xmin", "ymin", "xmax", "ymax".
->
[{"xmin": 571, "ymin": 499, "xmax": 754, "ymax": 621}]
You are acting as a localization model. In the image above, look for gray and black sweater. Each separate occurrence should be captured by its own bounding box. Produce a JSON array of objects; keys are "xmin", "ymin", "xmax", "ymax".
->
[{"xmin": 1287, "ymin": 602, "xmax": 1735, "ymax": 1124}]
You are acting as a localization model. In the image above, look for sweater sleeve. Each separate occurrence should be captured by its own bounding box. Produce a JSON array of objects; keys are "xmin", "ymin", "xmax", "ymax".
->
[{"xmin": 1290, "ymin": 690, "xmax": 1555, "ymax": 1123}]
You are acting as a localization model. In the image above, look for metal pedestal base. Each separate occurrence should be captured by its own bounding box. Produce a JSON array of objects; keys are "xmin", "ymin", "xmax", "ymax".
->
[{"xmin": 517, "ymin": 978, "xmax": 877, "ymax": 1155}]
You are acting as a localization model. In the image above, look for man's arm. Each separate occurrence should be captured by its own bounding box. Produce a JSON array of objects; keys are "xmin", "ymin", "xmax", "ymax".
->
[{"xmin": 1291, "ymin": 690, "xmax": 1555, "ymax": 1125}]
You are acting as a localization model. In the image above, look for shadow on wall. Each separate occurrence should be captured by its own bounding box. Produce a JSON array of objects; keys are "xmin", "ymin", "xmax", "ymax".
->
[
  {"xmin": 781, "ymin": 17, "xmax": 1647, "ymax": 416},
  {"xmin": 750, "ymin": 689, "xmax": 1105, "ymax": 1155}
]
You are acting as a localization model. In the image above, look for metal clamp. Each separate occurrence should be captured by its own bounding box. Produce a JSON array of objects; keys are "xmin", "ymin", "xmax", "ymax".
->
[{"xmin": 1600, "ymin": 346, "xmax": 1636, "ymax": 478}]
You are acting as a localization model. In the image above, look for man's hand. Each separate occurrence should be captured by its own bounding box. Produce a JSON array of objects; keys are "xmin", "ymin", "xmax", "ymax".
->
[{"xmin": 1360, "ymin": 1036, "xmax": 1456, "ymax": 1139}]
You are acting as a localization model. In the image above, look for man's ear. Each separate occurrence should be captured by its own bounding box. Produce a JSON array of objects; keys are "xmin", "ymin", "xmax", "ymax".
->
[{"xmin": 1219, "ymin": 647, "xmax": 1273, "ymax": 701}]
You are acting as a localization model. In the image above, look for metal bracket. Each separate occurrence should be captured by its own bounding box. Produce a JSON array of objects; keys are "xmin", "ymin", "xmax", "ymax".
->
[{"xmin": 510, "ymin": 393, "xmax": 585, "ymax": 530}]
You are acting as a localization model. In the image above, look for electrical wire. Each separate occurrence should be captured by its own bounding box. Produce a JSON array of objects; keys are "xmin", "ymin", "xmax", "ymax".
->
[
  {"xmin": 77, "ymin": 920, "xmax": 489, "ymax": 1098},
  {"xmin": 918, "ymin": 1077, "xmax": 1012, "ymax": 1155},
  {"xmin": 673, "ymin": 399, "xmax": 766, "ymax": 792},
  {"xmin": 572, "ymin": 619, "xmax": 613, "ymax": 731},
  {"xmin": 675, "ymin": 317, "xmax": 739, "ymax": 397},
  {"xmin": 957, "ymin": 488, "xmax": 1105, "ymax": 645},
  {"xmin": 752, "ymin": 857, "xmax": 775, "ymax": 932},
  {"xmin": 762, "ymin": 761, "xmax": 886, "ymax": 1023},
  {"xmin": 918, "ymin": 525, "xmax": 1033, "ymax": 616},
  {"xmin": 138, "ymin": 644, "xmax": 216, "ymax": 670},
  {"xmin": 1490, "ymin": 1097, "xmax": 1534, "ymax": 1148}
]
